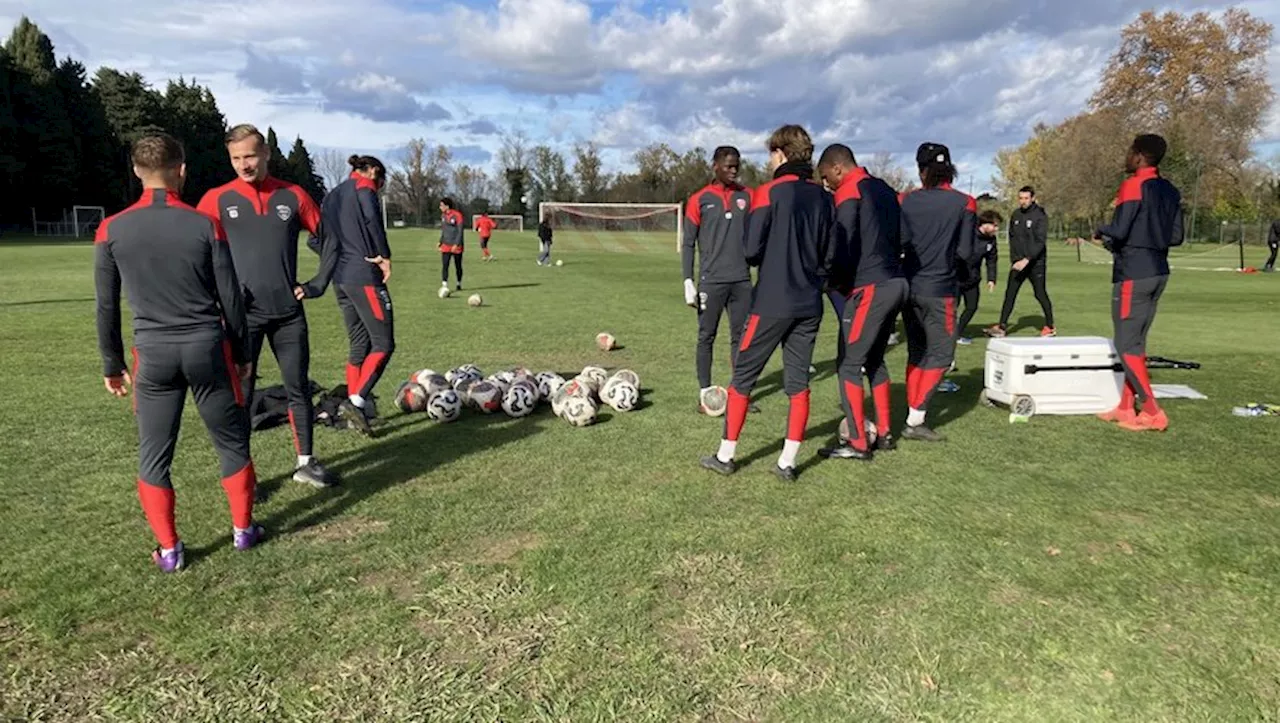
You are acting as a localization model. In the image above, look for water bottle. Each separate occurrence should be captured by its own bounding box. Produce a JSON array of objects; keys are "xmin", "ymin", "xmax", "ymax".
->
[{"xmin": 1232, "ymin": 405, "xmax": 1266, "ymax": 417}]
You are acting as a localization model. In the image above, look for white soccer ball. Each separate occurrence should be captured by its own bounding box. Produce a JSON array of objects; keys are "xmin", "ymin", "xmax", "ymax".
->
[
  {"xmin": 581, "ymin": 366, "xmax": 607, "ymax": 389},
  {"xmin": 536, "ymin": 371, "xmax": 566, "ymax": 400},
  {"xmin": 596, "ymin": 332, "xmax": 616, "ymax": 351},
  {"xmin": 395, "ymin": 382, "xmax": 429, "ymax": 413},
  {"xmin": 468, "ymin": 380, "xmax": 503, "ymax": 414},
  {"xmin": 459, "ymin": 363, "xmax": 483, "ymax": 378},
  {"xmin": 608, "ymin": 369, "xmax": 640, "ymax": 389},
  {"xmin": 512, "ymin": 378, "xmax": 540, "ymax": 401},
  {"xmin": 419, "ymin": 373, "xmax": 450, "ymax": 397},
  {"xmin": 551, "ymin": 377, "xmax": 590, "ymax": 416},
  {"xmin": 560, "ymin": 394, "xmax": 598, "ymax": 427},
  {"xmin": 468, "ymin": 293, "xmax": 483, "ymax": 307},
  {"xmin": 602, "ymin": 378, "xmax": 639, "ymax": 412},
  {"xmin": 700, "ymin": 386, "xmax": 728, "ymax": 416},
  {"xmin": 502, "ymin": 383, "xmax": 537, "ymax": 418},
  {"xmin": 438, "ymin": 286, "xmax": 451, "ymax": 299},
  {"xmin": 555, "ymin": 259, "xmax": 563, "ymax": 267},
  {"xmin": 426, "ymin": 389, "xmax": 462, "ymax": 422},
  {"xmin": 411, "ymin": 369, "xmax": 438, "ymax": 387}
]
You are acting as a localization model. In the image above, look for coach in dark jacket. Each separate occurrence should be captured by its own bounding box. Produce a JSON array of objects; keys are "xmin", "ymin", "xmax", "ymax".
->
[{"xmin": 986, "ymin": 185, "xmax": 1055, "ymax": 337}]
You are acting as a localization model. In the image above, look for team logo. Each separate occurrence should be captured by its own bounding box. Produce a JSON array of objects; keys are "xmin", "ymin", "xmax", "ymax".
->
[
  {"xmin": 378, "ymin": 288, "xmax": 392, "ymax": 310},
  {"xmin": 1025, "ymin": 219, "xmax": 1032, "ymax": 228},
  {"xmin": 736, "ymin": 197, "xmax": 747, "ymax": 210},
  {"xmin": 698, "ymin": 291, "xmax": 707, "ymax": 311},
  {"xmin": 226, "ymin": 205, "xmax": 239, "ymax": 219},
  {"xmin": 276, "ymin": 204, "xmax": 292, "ymax": 221}
]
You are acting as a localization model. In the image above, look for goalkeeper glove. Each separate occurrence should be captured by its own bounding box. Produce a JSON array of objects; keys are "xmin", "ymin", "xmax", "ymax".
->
[{"xmin": 684, "ymin": 279, "xmax": 697, "ymax": 307}]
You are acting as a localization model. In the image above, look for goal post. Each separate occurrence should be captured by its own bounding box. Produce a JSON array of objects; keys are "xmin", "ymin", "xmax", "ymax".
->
[
  {"xmin": 539, "ymin": 202, "xmax": 683, "ymax": 252},
  {"xmin": 31, "ymin": 205, "xmax": 106, "ymax": 238},
  {"xmin": 473, "ymin": 214, "xmax": 524, "ymax": 232}
]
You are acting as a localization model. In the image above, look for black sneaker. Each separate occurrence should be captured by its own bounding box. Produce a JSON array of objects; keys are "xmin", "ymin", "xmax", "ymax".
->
[
  {"xmin": 700, "ymin": 455, "xmax": 737, "ymax": 476},
  {"xmin": 874, "ymin": 433, "xmax": 897, "ymax": 452},
  {"xmin": 340, "ymin": 399, "xmax": 375, "ymax": 437},
  {"xmin": 901, "ymin": 424, "xmax": 944, "ymax": 442},
  {"xmin": 771, "ymin": 464, "xmax": 798, "ymax": 482},
  {"xmin": 818, "ymin": 443, "xmax": 873, "ymax": 461},
  {"xmin": 293, "ymin": 459, "xmax": 340, "ymax": 488}
]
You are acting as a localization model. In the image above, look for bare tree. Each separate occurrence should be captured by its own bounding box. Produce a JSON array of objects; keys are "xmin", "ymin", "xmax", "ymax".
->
[
  {"xmin": 497, "ymin": 130, "xmax": 530, "ymax": 173},
  {"xmin": 316, "ymin": 148, "xmax": 349, "ymax": 191},
  {"xmin": 385, "ymin": 139, "xmax": 452, "ymax": 226},
  {"xmin": 866, "ymin": 151, "xmax": 913, "ymax": 191}
]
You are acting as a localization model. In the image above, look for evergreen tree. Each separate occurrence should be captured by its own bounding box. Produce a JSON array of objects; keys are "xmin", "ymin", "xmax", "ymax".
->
[
  {"xmin": 4, "ymin": 17, "xmax": 78, "ymax": 216},
  {"xmin": 265, "ymin": 127, "xmax": 292, "ymax": 183},
  {"xmin": 286, "ymin": 136, "xmax": 326, "ymax": 203},
  {"xmin": 0, "ymin": 47, "xmax": 27, "ymax": 223},
  {"xmin": 56, "ymin": 58, "xmax": 121, "ymax": 208},
  {"xmin": 92, "ymin": 67, "xmax": 165, "ymax": 205},
  {"xmin": 161, "ymin": 77, "xmax": 226, "ymax": 204}
]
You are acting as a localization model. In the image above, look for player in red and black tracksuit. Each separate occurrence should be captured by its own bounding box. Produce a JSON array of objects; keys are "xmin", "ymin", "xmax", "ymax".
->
[
  {"xmin": 95, "ymin": 133, "xmax": 263, "ymax": 572},
  {"xmin": 198, "ymin": 125, "xmax": 337, "ymax": 488},
  {"xmin": 683, "ymin": 146, "xmax": 754, "ymax": 405},
  {"xmin": 815, "ymin": 144, "xmax": 909, "ymax": 460},
  {"xmin": 955, "ymin": 210, "xmax": 1001, "ymax": 343},
  {"xmin": 1094, "ymin": 134, "xmax": 1183, "ymax": 432},
  {"xmin": 475, "ymin": 213, "xmax": 497, "ymax": 260},
  {"xmin": 987, "ymin": 187, "xmax": 1055, "ymax": 337},
  {"xmin": 700, "ymin": 125, "xmax": 834, "ymax": 482},
  {"xmin": 898, "ymin": 142, "xmax": 980, "ymax": 441},
  {"xmin": 302, "ymin": 155, "xmax": 393, "ymax": 437},
  {"xmin": 439, "ymin": 197, "xmax": 465, "ymax": 290}
]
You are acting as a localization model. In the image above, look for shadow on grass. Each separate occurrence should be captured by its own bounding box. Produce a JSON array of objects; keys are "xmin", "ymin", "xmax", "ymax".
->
[
  {"xmin": 1006, "ymin": 314, "xmax": 1047, "ymax": 335},
  {"xmin": 186, "ymin": 406, "xmax": 549, "ymax": 562},
  {"xmin": 466, "ymin": 283, "xmax": 542, "ymax": 291},
  {"xmin": 0, "ymin": 297, "xmax": 95, "ymax": 307}
]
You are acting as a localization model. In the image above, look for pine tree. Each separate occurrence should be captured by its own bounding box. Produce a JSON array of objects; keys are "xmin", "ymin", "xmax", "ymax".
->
[
  {"xmin": 56, "ymin": 59, "xmax": 121, "ymax": 208},
  {"xmin": 161, "ymin": 77, "xmax": 226, "ymax": 204},
  {"xmin": 92, "ymin": 67, "xmax": 165, "ymax": 206},
  {"xmin": 286, "ymin": 136, "xmax": 326, "ymax": 204},
  {"xmin": 266, "ymin": 127, "xmax": 292, "ymax": 183},
  {"xmin": 0, "ymin": 47, "xmax": 27, "ymax": 223},
  {"xmin": 4, "ymin": 17, "xmax": 78, "ymax": 216}
]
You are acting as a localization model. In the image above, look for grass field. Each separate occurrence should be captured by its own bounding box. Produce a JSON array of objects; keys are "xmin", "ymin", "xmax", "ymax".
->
[{"xmin": 2, "ymin": 228, "xmax": 1279, "ymax": 721}]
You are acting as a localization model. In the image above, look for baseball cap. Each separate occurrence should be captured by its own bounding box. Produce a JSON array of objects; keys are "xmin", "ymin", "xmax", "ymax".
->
[{"xmin": 916, "ymin": 142, "xmax": 952, "ymax": 168}]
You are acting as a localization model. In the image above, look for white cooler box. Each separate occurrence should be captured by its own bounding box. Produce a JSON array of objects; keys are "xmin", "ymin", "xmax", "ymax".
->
[{"xmin": 982, "ymin": 336, "xmax": 1123, "ymax": 416}]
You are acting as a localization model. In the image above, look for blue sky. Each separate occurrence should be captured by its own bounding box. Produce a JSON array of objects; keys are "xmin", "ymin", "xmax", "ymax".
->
[{"xmin": 2, "ymin": 0, "xmax": 1278, "ymax": 195}]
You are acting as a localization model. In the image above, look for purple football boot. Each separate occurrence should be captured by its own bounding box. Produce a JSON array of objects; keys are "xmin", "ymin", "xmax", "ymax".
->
[
  {"xmin": 234, "ymin": 524, "xmax": 266, "ymax": 551},
  {"xmin": 151, "ymin": 542, "xmax": 185, "ymax": 573}
]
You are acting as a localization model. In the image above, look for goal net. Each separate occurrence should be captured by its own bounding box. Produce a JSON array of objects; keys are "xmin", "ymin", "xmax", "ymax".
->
[
  {"xmin": 32, "ymin": 205, "xmax": 106, "ymax": 238},
  {"xmin": 539, "ymin": 202, "xmax": 682, "ymax": 252},
  {"xmin": 473, "ymin": 214, "xmax": 524, "ymax": 232}
]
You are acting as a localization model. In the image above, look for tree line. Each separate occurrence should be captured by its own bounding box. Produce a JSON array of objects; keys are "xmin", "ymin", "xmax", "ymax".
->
[
  {"xmin": 992, "ymin": 9, "xmax": 1277, "ymax": 241},
  {"xmin": 0, "ymin": 17, "xmax": 326, "ymax": 228}
]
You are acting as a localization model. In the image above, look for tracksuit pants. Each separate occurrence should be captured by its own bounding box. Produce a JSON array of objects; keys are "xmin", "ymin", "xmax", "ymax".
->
[
  {"xmin": 480, "ymin": 235, "xmax": 491, "ymax": 257},
  {"xmin": 245, "ymin": 309, "xmax": 313, "ymax": 457},
  {"xmin": 132, "ymin": 336, "xmax": 257, "ymax": 549},
  {"xmin": 837, "ymin": 278, "xmax": 909, "ymax": 450},
  {"xmin": 998, "ymin": 260, "xmax": 1054, "ymax": 328},
  {"xmin": 723, "ymin": 313, "xmax": 820, "ymax": 448},
  {"xmin": 441, "ymin": 252, "xmax": 463, "ymax": 286},
  {"xmin": 336, "ymin": 283, "xmax": 395, "ymax": 400},
  {"xmin": 956, "ymin": 283, "xmax": 981, "ymax": 339},
  {"xmin": 696, "ymin": 280, "xmax": 753, "ymax": 389},
  {"xmin": 904, "ymin": 292, "xmax": 957, "ymax": 416},
  {"xmin": 1113, "ymin": 275, "xmax": 1167, "ymax": 413}
]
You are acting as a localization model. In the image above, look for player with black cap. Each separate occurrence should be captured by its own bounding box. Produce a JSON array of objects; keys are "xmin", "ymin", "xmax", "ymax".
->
[{"xmin": 897, "ymin": 141, "xmax": 979, "ymax": 441}]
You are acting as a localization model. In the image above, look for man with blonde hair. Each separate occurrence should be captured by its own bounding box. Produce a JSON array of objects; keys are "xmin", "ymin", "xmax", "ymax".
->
[
  {"xmin": 198, "ymin": 123, "xmax": 338, "ymax": 488},
  {"xmin": 700, "ymin": 124, "xmax": 835, "ymax": 482},
  {"xmin": 96, "ymin": 132, "xmax": 264, "ymax": 572}
]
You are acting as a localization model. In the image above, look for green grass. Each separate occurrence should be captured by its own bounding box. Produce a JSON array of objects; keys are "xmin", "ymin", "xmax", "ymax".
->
[{"xmin": 2, "ymin": 228, "xmax": 1280, "ymax": 721}]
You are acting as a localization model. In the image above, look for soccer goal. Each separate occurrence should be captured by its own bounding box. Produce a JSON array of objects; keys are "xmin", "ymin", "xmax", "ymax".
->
[
  {"xmin": 474, "ymin": 214, "xmax": 524, "ymax": 232},
  {"xmin": 539, "ymin": 202, "xmax": 683, "ymax": 252},
  {"xmin": 31, "ymin": 205, "xmax": 106, "ymax": 238}
]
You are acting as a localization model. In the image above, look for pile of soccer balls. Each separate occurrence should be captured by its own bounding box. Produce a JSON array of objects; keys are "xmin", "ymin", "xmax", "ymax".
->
[{"xmin": 393, "ymin": 364, "xmax": 641, "ymax": 427}]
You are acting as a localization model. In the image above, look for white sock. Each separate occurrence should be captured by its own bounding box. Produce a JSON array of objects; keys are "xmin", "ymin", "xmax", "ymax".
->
[
  {"xmin": 349, "ymin": 394, "xmax": 365, "ymax": 408},
  {"xmin": 778, "ymin": 439, "xmax": 801, "ymax": 469},
  {"xmin": 160, "ymin": 545, "xmax": 176, "ymax": 556},
  {"xmin": 233, "ymin": 525, "xmax": 252, "ymax": 535},
  {"xmin": 716, "ymin": 439, "xmax": 737, "ymax": 463},
  {"xmin": 297, "ymin": 455, "xmax": 313, "ymax": 468},
  {"xmin": 907, "ymin": 408, "xmax": 926, "ymax": 427}
]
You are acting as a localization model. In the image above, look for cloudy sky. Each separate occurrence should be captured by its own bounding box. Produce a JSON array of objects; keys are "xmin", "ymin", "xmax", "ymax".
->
[{"xmin": 2, "ymin": 0, "xmax": 1278, "ymax": 193}]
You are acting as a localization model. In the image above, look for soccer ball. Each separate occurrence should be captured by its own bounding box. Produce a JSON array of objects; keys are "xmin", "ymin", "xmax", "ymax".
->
[
  {"xmin": 512, "ymin": 378, "xmax": 540, "ymax": 402},
  {"xmin": 581, "ymin": 366, "xmax": 608, "ymax": 389},
  {"xmin": 395, "ymin": 382, "xmax": 429, "ymax": 413},
  {"xmin": 608, "ymin": 369, "xmax": 640, "ymax": 389},
  {"xmin": 458, "ymin": 363, "xmax": 483, "ymax": 380},
  {"xmin": 426, "ymin": 389, "xmax": 462, "ymax": 422},
  {"xmin": 551, "ymin": 377, "xmax": 590, "ymax": 416},
  {"xmin": 536, "ymin": 372, "xmax": 566, "ymax": 400},
  {"xmin": 493, "ymin": 369, "xmax": 516, "ymax": 387},
  {"xmin": 452, "ymin": 374, "xmax": 477, "ymax": 395},
  {"xmin": 485, "ymin": 374, "xmax": 511, "ymax": 396},
  {"xmin": 438, "ymin": 286, "xmax": 451, "ymax": 299},
  {"xmin": 468, "ymin": 380, "xmax": 503, "ymax": 413},
  {"xmin": 700, "ymin": 386, "xmax": 728, "ymax": 416},
  {"xmin": 601, "ymin": 378, "xmax": 639, "ymax": 412},
  {"xmin": 573, "ymin": 374, "xmax": 601, "ymax": 399},
  {"xmin": 555, "ymin": 259, "xmax": 563, "ymax": 267},
  {"xmin": 419, "ymin": 373, "xmax": 450, "ymax": 397},
  {"xmin": 596, "ymin": 332, "xmax": 616, "ymax": 351},
  {"xmin": 838, "ymin": 417, "xmax": 879, "ymax": 446},
  {"xmin": 502, "ymin": 383, "xmax": 537, "ymax": 417},
  {"xmin": 560, "ymin": 394, "xmax": 598, "ymax": 427},
  {"xmin": 468, "ymin": 293, "xmax": 483, "ymax": 307},
  {"xmin": 411, "ymin": 369, "xmax": 438, "ymax": 386}
]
